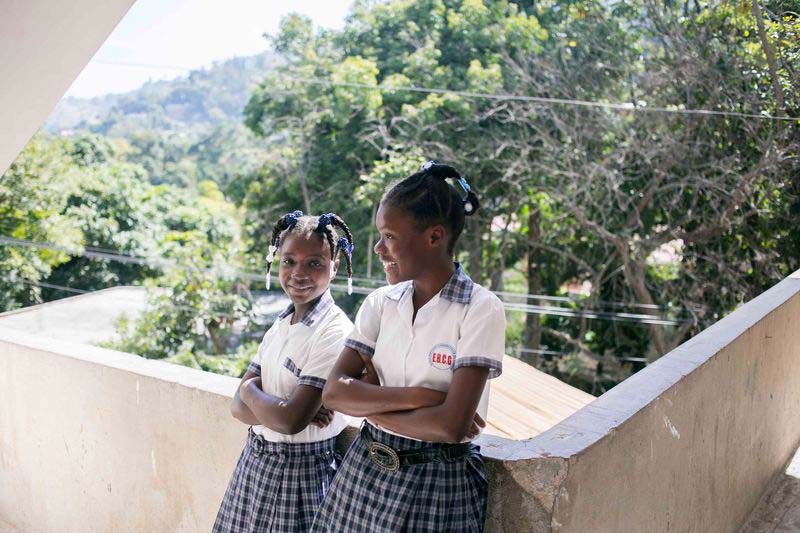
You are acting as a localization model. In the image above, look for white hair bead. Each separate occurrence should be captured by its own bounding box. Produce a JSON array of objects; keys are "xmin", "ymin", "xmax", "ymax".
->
[
  {"xmin": 266, "ymin": 244, "xmax": 278, "ymax": 263},
  {"xmin": 266, "ymin": 274, "xmax": 271, "ymax": 290},
  {"xmin": 347, "ymin": 277, "xmax": 353, "ymax": 295}
]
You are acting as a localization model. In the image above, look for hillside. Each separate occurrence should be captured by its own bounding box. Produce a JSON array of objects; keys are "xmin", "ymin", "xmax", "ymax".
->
[{"xmin": 46, "ymin": 52, "xmax": 278, "ymax": 139}]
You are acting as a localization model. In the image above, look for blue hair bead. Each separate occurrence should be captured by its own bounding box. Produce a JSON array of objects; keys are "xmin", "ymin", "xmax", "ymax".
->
[
  {"xmin": 285, "ymin": 210, "xmax": 303, "ymax": 228},
  {"xmin": 337, "ymin": 237, "xmax": 354, "ymax": 257},
  {"xmin": 317, "ymin": 213, "xmax": 335, "ymax": 230}
]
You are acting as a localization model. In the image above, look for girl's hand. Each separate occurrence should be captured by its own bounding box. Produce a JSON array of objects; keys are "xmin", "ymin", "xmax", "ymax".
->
[
  {"xmin": 465, "ymin": 412, "xmax": 486, "ymax": 439},
  {"xmin": 310, "ymin": 406, "xmax": 334, "ymax": 428},
  {"xmin": 357, "ymin": 352, "xmax": 380, "ymax": 386}
]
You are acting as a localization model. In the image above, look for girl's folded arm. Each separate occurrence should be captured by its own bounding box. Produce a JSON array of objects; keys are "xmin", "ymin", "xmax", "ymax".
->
[
  {"xmin": 322, "ymin": 347, "xmax": 446, "ymax": 417},
  {"xmin": 240, "ymin": 378, "xmax": 324, "ymax": 435},
  {"xmin": 230, "ymin": 369, "xmax": 260, "ymax": 425},
  {"xmin": 367, "ymin": 366, "xmax": 489, "ymax": 443}
]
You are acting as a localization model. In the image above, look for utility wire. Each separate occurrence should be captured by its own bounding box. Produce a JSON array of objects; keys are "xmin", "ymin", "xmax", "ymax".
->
[
  {"xmin": 78, "ymin": 240, "xmax": 694, "ymax": 314},
  {"xmin": 1, "ymin": 235, "xmax": 690, "ymax": 325},
  {"xmin": 7, "ymin": 276, "xmax": 252, "ymax": 321},
  {"xmin": 15, "ymin": 276, "xmax": 654, "ymax": 364},
  {"xmin": 85, "ymin": 59, "xmax": 798, "ymax": 122},
  {"xmin": 280, "ymin": 76, "xmax": 799, "ymax": 122}
]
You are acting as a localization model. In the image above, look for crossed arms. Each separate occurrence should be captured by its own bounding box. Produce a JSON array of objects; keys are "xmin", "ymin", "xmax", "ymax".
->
[
  {"xmin": 230, "ymin": 370, "xmax": 333, "ymax": 435},
  {"xmin": 322, "ymin": 347, "xmax": 488, "ymax": 443}
]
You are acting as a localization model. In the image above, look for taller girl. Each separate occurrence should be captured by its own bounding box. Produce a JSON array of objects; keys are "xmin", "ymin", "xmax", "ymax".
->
[{"xmin": 313, "ymin": 161, "xmax": 505, "ymax": 532}]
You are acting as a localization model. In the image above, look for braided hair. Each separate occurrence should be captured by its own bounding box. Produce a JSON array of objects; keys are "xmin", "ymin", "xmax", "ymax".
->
[
  {"xmin": 381, "ymin": 160, "xmax": 480, "ymax": 253},
  {"xmin": 265, "ymin": 210, "xmax": 356, "ymax": 294}
]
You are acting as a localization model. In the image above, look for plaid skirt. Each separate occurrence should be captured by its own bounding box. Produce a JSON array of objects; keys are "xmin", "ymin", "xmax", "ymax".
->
[
  {"xmin": 310, "ymin": 424, "xmax": 488, "ymax": 532},
  {"xmin": 213, "ymin": 430, "xmax": 339, "ymax": 533}
]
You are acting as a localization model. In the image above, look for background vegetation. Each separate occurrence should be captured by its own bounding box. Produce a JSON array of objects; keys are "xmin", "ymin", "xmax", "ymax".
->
[{"xmin": 2, "ymin": 0, "xmax": 797, "ymax": 393}]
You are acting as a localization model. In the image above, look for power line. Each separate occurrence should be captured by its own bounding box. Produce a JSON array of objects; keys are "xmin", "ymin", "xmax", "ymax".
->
[
  {"xmin": 13, "ymin": 278, "xmax": 91, "ymax": 295},
  {"xmin": 501, "ymin": 301, "xmax": 688, "ymax": 326},
  {"xmin": 6, "ymin": 276, "xmax": 248, "ymax": 321},
  {"xmin": 85, "ymin": 59, "xmax": 798, "ymax": 122},
  {"xmin": 1, "ymin": 235, "xmax": 690, "ymax": 325},
  {"xmin": 93, "ymin": 59, "xmax": 192, "ymax": 72},
  {"xmin": 491, "ymin": 288, "xmax": 702, "ymax": 314},
  {"xmin": 79, "ymin": 241, "xmax": 696, "ymax": 314},
  {"xmin": 13, "ymin": 276, "xmax": 652, "ymax": 365},
  {"xmin": 510, "ymin": 346, "xmax": 570, "ymax": 357},
  {"xmin": 281, "ymin": 76, "xmax": 799, "ymax": 122},
  {"xmin": 0, "ymin": 236, "xmax": 375, "ymax": 296}
]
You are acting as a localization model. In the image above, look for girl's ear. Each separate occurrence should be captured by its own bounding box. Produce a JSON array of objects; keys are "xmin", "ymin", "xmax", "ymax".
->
[
  {"xmin": 428, "ymin": 225, "xmax": 446, "ymax": 248},
  {"xmin": 331, "ymin": 257, "xmax": 340, "ymax": 280}
]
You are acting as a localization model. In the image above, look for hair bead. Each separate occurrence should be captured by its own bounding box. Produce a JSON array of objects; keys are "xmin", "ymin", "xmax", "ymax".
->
[
  {"xmin": 316, "ymin": 213, "xmax": 334, "ymax": 231},
  {"xmin": 266, "ymin": 244, "xmax": 278, "ymax": 263}
]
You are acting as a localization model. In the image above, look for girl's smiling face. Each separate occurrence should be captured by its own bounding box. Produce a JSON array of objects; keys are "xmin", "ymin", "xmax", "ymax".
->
[
  {"xmin": 279, "ymin": 233, "xmax": 336, "ymax": 306},
  {"xmin": 374, "ymin": 203, "xmax": 432, "ymax": 285}
]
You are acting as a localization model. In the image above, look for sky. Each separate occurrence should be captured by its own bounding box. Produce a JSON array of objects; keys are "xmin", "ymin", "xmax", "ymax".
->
[{"xmin": 65, "ymin": 0, "xmax": 353, "ymax": 99}]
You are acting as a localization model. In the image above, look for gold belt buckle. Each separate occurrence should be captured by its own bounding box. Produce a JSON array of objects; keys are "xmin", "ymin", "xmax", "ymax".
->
[{"xmin": 368, "ymin": 441, "xmax": 400, "ymax": 472}]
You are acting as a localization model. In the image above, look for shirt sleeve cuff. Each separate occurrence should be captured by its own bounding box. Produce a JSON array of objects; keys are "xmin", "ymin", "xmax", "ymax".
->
[
  {"xmin": 247, "ymin": 362, "xmax": 261, "ymax": 376},
  {"xmin": 345, "ymin": 338, "xmax": 375, "ymax": 358},
  {"xmin": 298, "ymin": 375, "xmax": 326, "ymax": 389},
  {"xmin": 453, "ymin": 356, "xmax": 503, "ymax": 379}
]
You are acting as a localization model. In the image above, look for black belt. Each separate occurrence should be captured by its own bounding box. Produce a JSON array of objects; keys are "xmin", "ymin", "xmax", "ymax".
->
[{"xmin": 360, "ymin": 424, "xmax": 471, "ymax": 473}]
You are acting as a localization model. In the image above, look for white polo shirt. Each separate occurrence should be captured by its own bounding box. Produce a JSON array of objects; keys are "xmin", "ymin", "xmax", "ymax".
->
[
  {"xmin": 344, "ymin": 264, "xmax": 505, "ymax": 441},
  {"xmin": 248, "ymin": 290, "xmax": 352, "ymax": 443}
]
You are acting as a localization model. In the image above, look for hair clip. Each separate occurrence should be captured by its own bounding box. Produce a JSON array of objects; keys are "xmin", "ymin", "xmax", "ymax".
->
[
  {"xmin": 347, "ymin": 277, "xmax": 353, "ymax": 295},
  {"xmin": 266, "ymin": 273, "xmax": 272, "ymax": 290},
  {"xmin": 457, "ymin": 176, "xmax": 472, "ymax": 194},
  {"xmin": 421, "ymin": 160, "xmax": 436, "ymax": 171}
]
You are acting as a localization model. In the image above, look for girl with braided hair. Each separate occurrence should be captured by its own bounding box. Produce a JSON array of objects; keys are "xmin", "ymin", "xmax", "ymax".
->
[
  {"xmin": 313, "ymin": 161, "xmax": 505, "ymax": 532},
  {"xmin": 214, "ymin": 211, "xmax": 357, "ymax": 533}
]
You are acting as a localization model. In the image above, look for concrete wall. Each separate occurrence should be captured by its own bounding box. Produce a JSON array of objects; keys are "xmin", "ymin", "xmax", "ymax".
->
[
  {"xmin": 2, "ymin": 271, "xmax": 799, "ymax": 531},
  {"xmin": 0, "ymin": 0, "xmax": 135, "ymax": 175},
  {"xmin": 483, "ymin": 270, "xmax": 800, "ymax": 532},
  {"xmin": 0, "ymin": 329, "xmax": 244, "ymax": 532}
]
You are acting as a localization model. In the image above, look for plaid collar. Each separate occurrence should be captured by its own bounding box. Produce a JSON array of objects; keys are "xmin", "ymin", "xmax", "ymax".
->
[
  {"xmin": 384, "ymin": 263, "xmax": 473, "ymax": 304},
  {"xmin": 279, "ymin": 289, "xmax": 334, "ymax": 327},
  {"xmin": 439, "ymin": 263, "xmax": 474, "ymax": 304}
]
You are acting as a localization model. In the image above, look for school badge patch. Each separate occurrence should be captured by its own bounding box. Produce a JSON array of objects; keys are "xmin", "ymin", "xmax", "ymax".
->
[{"xmin": 428, "ymin": 343, "xmax": 456, "ymax": 370}]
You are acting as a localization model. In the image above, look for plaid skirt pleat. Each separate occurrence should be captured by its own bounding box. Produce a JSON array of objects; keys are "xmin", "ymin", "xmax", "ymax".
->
[
  {"xmin": 213, "ymin": 431, "xmax": 339, "ymax": 533},
  {"xmin": 310, "ymin": 424, "xmax": 488, "ymax": 533}
]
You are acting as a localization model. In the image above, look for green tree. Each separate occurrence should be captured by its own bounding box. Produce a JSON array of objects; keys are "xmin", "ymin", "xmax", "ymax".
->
[{"xmin": 0, "ymin": 134, "xmax": 83, "ymax": 310}]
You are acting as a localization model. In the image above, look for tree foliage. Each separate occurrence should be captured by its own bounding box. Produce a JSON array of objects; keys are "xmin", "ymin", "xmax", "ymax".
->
[
  {"xmin": 242, "ymin": 0, "xmax": 799, "ymax": 391},
  {"xmin": 2, "ymin": 0, "xmax": 797, "ymax": 390}
]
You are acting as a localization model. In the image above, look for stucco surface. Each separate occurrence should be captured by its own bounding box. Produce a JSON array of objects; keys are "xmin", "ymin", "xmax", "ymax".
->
[
  {"xmin": 0, "ymin": 330, "xmax": 244, "ymax": 532},
  {"xmin": 480, "ymin": 271, "xmax": 800, "ymax": 532}
]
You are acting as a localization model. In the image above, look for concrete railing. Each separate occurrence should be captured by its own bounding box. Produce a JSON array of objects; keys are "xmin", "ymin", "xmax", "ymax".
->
[
  {"xmin": 1, "ymin": 270, "xmax": 799, "ymax": 531},
  {"xmin": 0, "ymin": 330, "xmax": 244, "ymax": 532},
  {"xmin": 483, "ymin": 270, "xmax": 800, "ymax": 531}
]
